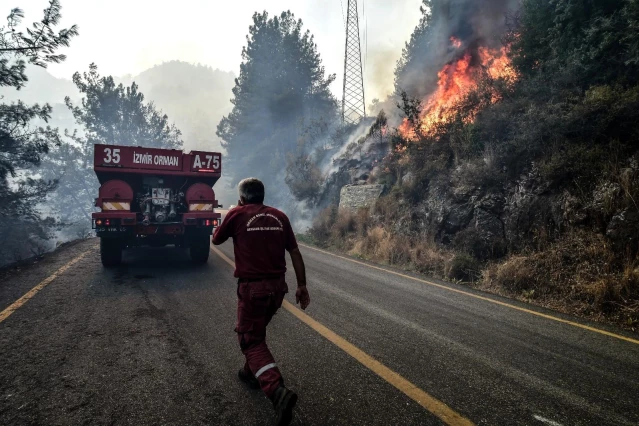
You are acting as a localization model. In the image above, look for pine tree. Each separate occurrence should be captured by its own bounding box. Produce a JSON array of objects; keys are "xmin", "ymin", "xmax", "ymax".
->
[
  {"xmin": 43, "ymin": 63, "xmax": 184, "ymax": 232},
  {"xmin": 65, "ymin": 63, "xmax": 183, "ymax": 149},
  {"xmin": 0, "ymin": 1, "xmax": 78, "ymax": 263},
  {"xmin": 216, "ymin": 11, "xmax": 337, "ymax": 207}
]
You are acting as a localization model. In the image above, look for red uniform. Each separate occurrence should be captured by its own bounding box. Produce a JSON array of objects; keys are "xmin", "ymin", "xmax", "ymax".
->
[{"xmin": 212, "ymin": 204, "xmax": 298, "ymax": 398}]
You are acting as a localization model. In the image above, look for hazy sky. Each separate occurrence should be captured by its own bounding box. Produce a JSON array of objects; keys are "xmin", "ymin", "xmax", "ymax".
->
[{"xmin": 14, "ymin": 0, "xmax": 423, "ymax": 102}]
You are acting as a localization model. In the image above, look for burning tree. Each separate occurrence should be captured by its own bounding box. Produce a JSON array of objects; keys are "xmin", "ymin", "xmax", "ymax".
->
[
  {"xmin": 309, "ymin": 0, "xmax": 639, "ymax": 325},
  {"xmin": 395, "ymin": 0, "xmax": 519, "ymax": 140}
]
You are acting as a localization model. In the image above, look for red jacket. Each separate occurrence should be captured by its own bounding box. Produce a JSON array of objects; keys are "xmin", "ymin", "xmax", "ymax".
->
[{"xmin": 212, "ymin": 204, "xmax": 298, "ymax": 279}]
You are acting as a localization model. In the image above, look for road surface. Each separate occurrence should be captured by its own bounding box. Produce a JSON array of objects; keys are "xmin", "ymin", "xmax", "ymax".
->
[{"xmin": 1, "ymin": 238, "xmax": 638, "ymax": 425}]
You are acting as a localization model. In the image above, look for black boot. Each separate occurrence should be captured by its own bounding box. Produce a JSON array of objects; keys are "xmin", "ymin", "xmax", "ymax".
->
[
  {"xmin": 272, "ymin": 386, "xmax": 298, "ymax": 426},
  {"xmin": 238, "ymin": 368, "xmax": 260, "ymax": 389}
]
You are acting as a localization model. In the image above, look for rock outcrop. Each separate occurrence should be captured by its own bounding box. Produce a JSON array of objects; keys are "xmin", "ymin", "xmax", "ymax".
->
[{"xmin": 339, "ymin": 184, "xmax": 384, "ymax": 212}]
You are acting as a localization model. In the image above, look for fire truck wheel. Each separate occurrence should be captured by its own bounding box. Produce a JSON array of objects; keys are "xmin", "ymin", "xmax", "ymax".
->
[
  {"xmin": 100, "ymin": 238, "xmax": 122, "ymax": 267},
  {"xmin": 190, "ymin": 235, "xmax": 210, "ymax": 263}
]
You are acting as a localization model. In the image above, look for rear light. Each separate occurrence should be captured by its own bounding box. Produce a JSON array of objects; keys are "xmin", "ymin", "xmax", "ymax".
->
[
  {"xmin": 213, "ymin": 219, "xmax": 219, "ymax": 226},
  {"xmin": 96, "ymin": 219, "xmax": 103, "ymax": 226},
  {"xmin": 105, "ymin": 219, "xmax": 111, "ymax": 226},
  {"xmin": 205, "ymin": 219, "xmax": 212, "ymax": 226}
]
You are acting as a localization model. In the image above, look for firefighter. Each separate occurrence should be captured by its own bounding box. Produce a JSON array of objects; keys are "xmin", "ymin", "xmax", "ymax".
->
[{"xmin": 212, "ymin": 177, "xmax": 310, "ymax": 426}]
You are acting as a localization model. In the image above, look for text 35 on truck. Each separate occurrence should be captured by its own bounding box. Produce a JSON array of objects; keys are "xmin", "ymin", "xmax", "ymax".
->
[{"xmin": 92, "ymin": 144, "xmax": 223, "ymax": 266}]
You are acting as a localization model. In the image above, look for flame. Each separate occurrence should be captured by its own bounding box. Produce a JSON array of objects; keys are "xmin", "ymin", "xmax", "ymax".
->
[
  {"xmin": 400, "ymin": 43, "xmax": 517, "ymax": 140},
  {"xmin": 450, "ymin": 37, "xmax": 462, "ymax": 49}
]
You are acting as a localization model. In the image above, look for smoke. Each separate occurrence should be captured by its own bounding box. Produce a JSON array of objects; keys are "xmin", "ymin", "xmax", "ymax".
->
[
  {"xmin": 298, "ymin": 0, "xmax": 522, "ymax": 217},
  {"xmin": 319, "ymin": 119, "xmax": 375, "ymax": 177},
  {"xmin": 396, "ymin": 0, "xmax": 519, "ymax": 99},
  {"xmin": 365, "ymin": 46, "xmax": 401, "ymax": 104}
]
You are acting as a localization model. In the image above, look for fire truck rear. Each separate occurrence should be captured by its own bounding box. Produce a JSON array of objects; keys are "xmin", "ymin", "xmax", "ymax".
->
[{"xmin": 92, "ymin": 144, "xmax": 222, "ymax": 266}]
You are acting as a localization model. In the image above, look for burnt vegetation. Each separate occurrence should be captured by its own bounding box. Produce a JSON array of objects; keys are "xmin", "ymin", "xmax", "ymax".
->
[{"xmin": 299, "ymin": 0, "xmax": 639, "ymax": 329}]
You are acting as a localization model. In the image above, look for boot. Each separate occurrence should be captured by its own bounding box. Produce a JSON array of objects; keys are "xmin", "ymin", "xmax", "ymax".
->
[{"xmin": 272, "ymin": 386, "xmax": 298, "ymax": 426}]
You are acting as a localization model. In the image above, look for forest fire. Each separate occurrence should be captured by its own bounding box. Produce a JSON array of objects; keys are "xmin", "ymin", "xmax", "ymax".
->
[{"xmin": 399, "ymin": 42, "xmax": 516, "ymax": 140}]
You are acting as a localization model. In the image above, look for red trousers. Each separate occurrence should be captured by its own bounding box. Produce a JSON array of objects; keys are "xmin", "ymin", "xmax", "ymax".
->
[{"xmin": 236, "ymin": 277, "xmax": 288, "ymax": 399}]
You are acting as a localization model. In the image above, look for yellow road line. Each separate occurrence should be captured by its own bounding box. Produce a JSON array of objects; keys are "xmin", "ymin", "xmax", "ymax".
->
[
  {"xmin": 0, "ymin": 251, "xmax": 90, "ymax": 324},
  {"xmin": 300, "ymin": 244, "xmax": 639, "ymax": 346},
  {"xmin": 210, "ymin": 245, "xmax": 474, "ymax": 426}
]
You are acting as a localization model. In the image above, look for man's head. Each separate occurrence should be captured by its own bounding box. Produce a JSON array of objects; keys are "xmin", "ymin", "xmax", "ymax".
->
[{"xmin": 238, "ymin": 178, "xmax": 265, "ymax": 205}]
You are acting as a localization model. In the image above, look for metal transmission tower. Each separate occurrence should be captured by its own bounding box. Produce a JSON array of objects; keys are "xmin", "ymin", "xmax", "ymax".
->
[{"xmin": 342, "ymin": 0, "xmax": 366, "ymax": 124}]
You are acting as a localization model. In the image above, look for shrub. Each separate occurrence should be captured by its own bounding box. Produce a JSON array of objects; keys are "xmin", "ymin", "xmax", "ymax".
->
[
  {"xmin": 410, "ymin": 240, "xmax": 450, "ymax": 278},
  {"xmin": 487, "ymin": 256, "xmax": 535, "ymax": 292},
  {"xmin": 446, "ymin": 253, "xmax": 481, "ymax": 282},
  {"xmin": 308, "ymin": 206, "xmax": 337, "ymax": 247}
]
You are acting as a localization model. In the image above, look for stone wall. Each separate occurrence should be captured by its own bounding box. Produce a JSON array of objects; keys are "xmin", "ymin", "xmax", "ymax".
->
[{"xmin": 339, "ymin": 184, "xmax": 384, "ymax": 212}]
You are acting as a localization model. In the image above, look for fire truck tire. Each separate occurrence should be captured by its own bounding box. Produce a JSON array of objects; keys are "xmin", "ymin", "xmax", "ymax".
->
[
  {"xmin": 101, "ymin": 238, "xmax": 122, "ymax": 267},
  {"xmin": 190, "ymin": 235, "xmax": 210, "ymax": 263}
]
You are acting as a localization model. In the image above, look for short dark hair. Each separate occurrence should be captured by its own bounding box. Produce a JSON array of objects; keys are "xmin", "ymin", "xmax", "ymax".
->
[{"xmin": 238, "ymin": 178, "xmax": 265, "ymax": 204}]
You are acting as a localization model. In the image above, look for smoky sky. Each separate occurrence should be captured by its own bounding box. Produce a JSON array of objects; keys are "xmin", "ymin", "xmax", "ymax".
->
[{"xmin": 15, "ymin": 0, "xmax": 424, "ymax": 103}]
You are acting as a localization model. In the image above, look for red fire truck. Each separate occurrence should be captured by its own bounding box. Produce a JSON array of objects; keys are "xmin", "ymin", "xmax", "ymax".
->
[{"xmin": 92, "ymin": 144, "xmax": 222, "ymax": 266}]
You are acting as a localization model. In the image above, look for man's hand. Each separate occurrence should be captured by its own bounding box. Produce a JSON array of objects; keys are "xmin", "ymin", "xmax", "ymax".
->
[
  {"xmin": 296, "ymin": 285, "xmax": 310, "ymax": 310},
  {"xmin": 289, "ymin": 247, "xmax": 309, "ymax": 310}
]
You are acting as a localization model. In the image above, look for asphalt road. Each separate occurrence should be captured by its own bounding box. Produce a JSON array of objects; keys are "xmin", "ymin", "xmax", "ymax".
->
[{"xmin": 1, "ymin": 237, "xmax": 638, "ymax": 426}]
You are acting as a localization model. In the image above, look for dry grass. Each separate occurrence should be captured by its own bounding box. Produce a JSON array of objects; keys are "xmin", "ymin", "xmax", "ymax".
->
[
  {"xmin": 309, "ymin": 207, "xmax": 639, "ymax": 330},
  {"xmin": 313, "ymin": 208, "xmax": 451, "ymax": 277},
  {"xmin": 482, "ymin": 230, "xmax": 639, "ymax": 327}
]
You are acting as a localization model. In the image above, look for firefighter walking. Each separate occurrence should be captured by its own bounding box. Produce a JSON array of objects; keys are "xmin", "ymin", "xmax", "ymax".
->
[{"xmin": 212, "ymin": 178, "xmax": 310, "ymax": 426}]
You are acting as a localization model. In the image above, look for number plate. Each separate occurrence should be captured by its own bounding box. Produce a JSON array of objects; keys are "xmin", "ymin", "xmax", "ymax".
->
[{"xmin": 97, "ymin": 227, "xmax": 126, "ymax": 232}]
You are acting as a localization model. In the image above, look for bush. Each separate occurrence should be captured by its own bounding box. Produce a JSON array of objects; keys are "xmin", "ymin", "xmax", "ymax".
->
[
  {"xmin": 483, "ymin": 230, "xmax": 639, "ymax": 323},
  {"xmin": 410, "ymin": 240, "xmax": 451, "ymax": 278},
  {"xmin": 485, "ymin": 257, "xmax": 535, "ymax": 292},
  {"xmin": 446, "ymin": 253, "xmax": 481, "ymax": 282},
  {"xmin": 308, "ymin": 206, "xmax": 337, "ymax": 248}
]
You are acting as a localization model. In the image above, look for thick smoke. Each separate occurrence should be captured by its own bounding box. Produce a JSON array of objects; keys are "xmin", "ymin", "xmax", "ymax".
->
[
  {"xmin": 300, "ymin": 0, "xmax": 522, "ymax": 215},
  {"xmin": 396, "ymin": 0, "xmax": 520, "ymax": 100}
]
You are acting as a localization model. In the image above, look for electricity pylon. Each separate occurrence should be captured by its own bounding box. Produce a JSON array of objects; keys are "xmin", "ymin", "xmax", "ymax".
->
[{"xmin": 342, "ymin": 0, "xmax": 366, "ymax": 125}]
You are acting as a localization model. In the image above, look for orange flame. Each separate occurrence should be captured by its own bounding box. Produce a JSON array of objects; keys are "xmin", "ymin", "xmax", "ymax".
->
[{"xmin": 400, "ymin": 44, "xmax": 517, "ymax": 140}]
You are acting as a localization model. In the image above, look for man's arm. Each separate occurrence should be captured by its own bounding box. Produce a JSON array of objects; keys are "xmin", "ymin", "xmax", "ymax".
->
[
  {"xmin": 289, "ymin": 247, "xmax": 310, "ymax": 310},
  {"xmin": 212, "ymin": 212, "xmax": 233, "ymax": 245}
]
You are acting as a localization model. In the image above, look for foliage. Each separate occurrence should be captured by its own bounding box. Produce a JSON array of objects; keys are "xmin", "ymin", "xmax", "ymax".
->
[
  {"xmin": 39, "ymin": 140, "xmax": 94, "ymax": 223},
  {"xmin": 42, "ymin": 63, "xmax": 184, "ymax": 231},
  {"xmin": 0, "ymin": 1, "xmax": 77, "ymax": 265},
  {"xmin": 65, "ymin": 63, "xmax": 182, "ymax": 149},
  {"xmin": 394, "ymin": 1, "xmax": 436, "ymax": 96},
  {"xmin": 285, "ymin": 147, "xmax": 323, "ymax": 204},
  {"xmin": 446, "ymin": 253, "xmax": 481, "ymax": 282},
  {"xmin": 507, "ymin": 0, "xmax": 639, "ymax": 88},
  {"xmin": 217, "ymin": 11, "xmax": 338, "ymax": 208}
]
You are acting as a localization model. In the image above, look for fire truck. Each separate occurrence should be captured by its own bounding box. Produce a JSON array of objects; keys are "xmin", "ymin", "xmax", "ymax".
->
[{"xmin": 92, "ymin": 144, "xmax": 222, "ymax": 266}]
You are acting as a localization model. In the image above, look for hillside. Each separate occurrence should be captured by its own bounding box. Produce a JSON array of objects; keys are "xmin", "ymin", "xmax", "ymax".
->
[{"xmin": 298, "ymin": 0, "xmax": 639, "ymax": 330}]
